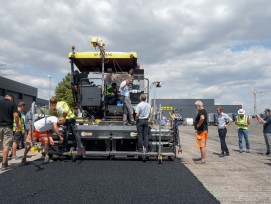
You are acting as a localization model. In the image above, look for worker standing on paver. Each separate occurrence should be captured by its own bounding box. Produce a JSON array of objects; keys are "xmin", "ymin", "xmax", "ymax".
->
[
  {"xmin": 194, "ymin": 100, "xmax": 208, "ymax": 164},
  {"xmin": 235, "ymin": 109, "xmax": 250, "ymax": 153},
  {"xmin": 216, "ymin": 106, "xmax": 233, "ymax": 157},
  {"xmin": 119, "ymin": 76, "xmax": 134, "ymax": 126},
  {"xmin": 255, "ymin": 109, "xmax": 271, "ymax": 156}
]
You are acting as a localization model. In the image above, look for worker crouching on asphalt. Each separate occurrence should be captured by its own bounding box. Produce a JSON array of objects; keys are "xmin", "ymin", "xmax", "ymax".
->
[
  {"xmin": 194, "ymin": 100, "xmax": 208, "ymax": 164},
  {"xmin": 21, "ymin": 116, "xmax": 65, "ymax": 164},
  {"xmin": 50, "ymin": 97, "xmax": 86, "ymax": 156}
]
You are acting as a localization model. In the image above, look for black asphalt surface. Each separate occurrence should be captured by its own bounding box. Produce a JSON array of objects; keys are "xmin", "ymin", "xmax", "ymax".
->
[{"xmin": 0, "ymin": 158, "xmax": 219, "ymax": 204}]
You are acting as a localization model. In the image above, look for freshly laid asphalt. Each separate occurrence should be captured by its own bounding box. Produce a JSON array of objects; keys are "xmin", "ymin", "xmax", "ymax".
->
[{"xmin": 0, "ymin": 158, "xmax": 219, "ymax": 204}]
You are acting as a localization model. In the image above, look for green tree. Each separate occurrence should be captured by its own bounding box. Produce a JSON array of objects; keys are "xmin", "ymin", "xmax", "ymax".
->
[{"xmin": 54, "ymin": 73, "xmax": 74, "ymax": 109}]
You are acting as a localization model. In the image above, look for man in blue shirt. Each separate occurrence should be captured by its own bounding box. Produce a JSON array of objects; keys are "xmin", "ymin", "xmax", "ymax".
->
[
  {"xmin": 135, "ymin": 94, "xmax": 151, "ymax": 152},
  {"xmin": 216, "ymin": 106, "xmax": 233, "ymax": 157}
]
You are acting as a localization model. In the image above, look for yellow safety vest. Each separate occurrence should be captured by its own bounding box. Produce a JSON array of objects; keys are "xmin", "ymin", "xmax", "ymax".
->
[
  {"xmin": 56, "ymin": 101, "xmax": 75, "ymax": 119},
  {"xmin": 236, "ymin": 115, "xmax": 248, "ymax": 130},
  {"xmin": 13, "ymin": 113, "xmax": 25, "ymax": 131},
  {"xmin": 104, "ymin": 85, "xmax": 113, "ymax": 96}
]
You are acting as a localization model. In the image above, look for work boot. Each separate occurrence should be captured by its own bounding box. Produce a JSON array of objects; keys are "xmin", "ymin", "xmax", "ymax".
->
[
  {"xmin": 1, "ymin": 163, "xmax": 12, "ymax": 171},
  {"xmin": 219, "ymin": 153, "xmax": 225, "ymax": 157},
  {"xmin": 44, "ymin": 156, "xmax": 52, "ymax": 164},
  {"xmin": 194, "ymin": 159, "xmax": 206, "ymax": 164},
  {"xmin": 21, "ymin": 157, "xmax": 27, "ymax": 164}
]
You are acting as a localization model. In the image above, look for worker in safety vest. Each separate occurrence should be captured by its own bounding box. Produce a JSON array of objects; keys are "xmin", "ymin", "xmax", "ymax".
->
[
  {"xmin": 104, "ymin": 82, "xmax": 119, "ymax": 105},
  {"xmin": 235, "ymin": 109, "xmax": 250, "ymax": 153},
  {"xmin": 10, "ymin": 101, "xmax": 25, "ymax": 160},
  {"xmin": 50, "ymin": 97, "xmax": 85, "ymax": 156}
]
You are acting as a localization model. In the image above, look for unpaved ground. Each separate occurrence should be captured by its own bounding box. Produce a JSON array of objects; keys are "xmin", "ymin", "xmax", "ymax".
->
[{"xmin": 178, "ymin": 118, "xmax": 271, "ymax": 204}]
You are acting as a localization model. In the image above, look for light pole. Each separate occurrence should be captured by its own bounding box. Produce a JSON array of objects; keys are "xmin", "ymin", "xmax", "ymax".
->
[
  {"xmin": 47, "ymin": 75, "xmax": 51, "ymax": 108},
  {"xmin": 151, "ymin": 81, "xmax": 164, "ymax": 126}
]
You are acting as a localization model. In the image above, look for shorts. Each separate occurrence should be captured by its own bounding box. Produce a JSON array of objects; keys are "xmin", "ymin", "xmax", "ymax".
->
[
  {"xmin": 12, "ymin": 131, "xmax": 23, "ymax": 142},
  {"xmin": 195, "ymin": 131, "xmax": 208, "ymax": 148},
  {"xmin": 25, "ymin": 130, "xmax": 50, "ymax": 143},
  {"xmin": 0, "ymin": 126, "xmax": 13, "ymax": 148}
]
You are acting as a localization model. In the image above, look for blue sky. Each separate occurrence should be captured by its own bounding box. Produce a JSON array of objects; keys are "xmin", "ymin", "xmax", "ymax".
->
[{"xmin": 1, "ymin": 0, "xmax": 271, "ymax": 115}]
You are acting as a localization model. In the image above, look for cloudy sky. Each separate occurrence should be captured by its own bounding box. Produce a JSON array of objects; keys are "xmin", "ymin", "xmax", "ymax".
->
[{"xmin": 1, "ymin": 0, "xmax": 271, "ymax": 114}]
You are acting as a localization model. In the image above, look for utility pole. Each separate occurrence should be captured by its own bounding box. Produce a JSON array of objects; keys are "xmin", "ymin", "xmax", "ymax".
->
[
  {"xmin": 48, "ymin": 75, "xmax": 51, "ymax": 108},
  {"xmin": 253, "ymin": 89, "xmax": 271, "ymax": 115}
]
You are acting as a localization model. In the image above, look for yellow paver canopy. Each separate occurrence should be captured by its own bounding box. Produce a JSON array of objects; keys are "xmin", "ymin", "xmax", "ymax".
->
[{"xmin": 68, "ymin": 52, "xmax": 138, "ymax": 73}]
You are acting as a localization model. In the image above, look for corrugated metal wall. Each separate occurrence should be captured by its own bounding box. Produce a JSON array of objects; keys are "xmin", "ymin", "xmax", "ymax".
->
[{"xmin": 151, "ymin": 98, "xmax": 242, "ymax": 119}]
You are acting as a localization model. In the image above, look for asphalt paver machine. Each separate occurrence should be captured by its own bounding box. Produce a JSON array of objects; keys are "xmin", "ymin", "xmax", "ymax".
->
[{"xmin": 49, "ymin": 38, "xmax": 181, "ymax": 162}]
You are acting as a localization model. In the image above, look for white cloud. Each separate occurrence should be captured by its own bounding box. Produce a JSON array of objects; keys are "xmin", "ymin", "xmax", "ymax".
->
[{"xmin": 0, "ymin": 0, "xmax": 271, "ymax": 114}]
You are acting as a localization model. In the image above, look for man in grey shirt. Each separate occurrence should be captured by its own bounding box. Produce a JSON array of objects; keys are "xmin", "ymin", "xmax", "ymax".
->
[
  {"xmin": 216, "ymin": 106, "xmax": 233, "ymax": 157},
  {"xmin": 135, "ymin": 94, "xmax": 151, "ymax": 152}
]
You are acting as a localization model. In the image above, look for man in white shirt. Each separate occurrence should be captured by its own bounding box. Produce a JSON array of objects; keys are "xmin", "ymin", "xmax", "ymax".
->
[
  {"xmin": 119, "ymin": 76, "xmax": 135, "ymax": 125},
  {"xmin": 22, "ymin": 116, "xmax": 65, "ymax": 163}
]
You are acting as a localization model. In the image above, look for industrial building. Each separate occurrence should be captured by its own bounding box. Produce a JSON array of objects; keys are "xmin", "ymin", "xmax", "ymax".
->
[
  {"xmin": 0, "ymin": 76, "xmax": 48, "ymax": 110},
  {"xmin": 0, "ymin": 75, "xmax": 242, "ymax": 124},
  {"xmin": 152, "ymin": 98, "xmax": 242, "ymax": 124}
]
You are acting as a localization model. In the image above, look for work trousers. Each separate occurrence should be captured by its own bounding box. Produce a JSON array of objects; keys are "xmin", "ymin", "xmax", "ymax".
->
[
  {"xmin": 120, "ymin": 96, "xmax": 134, "ymax": 123},
  {"xmin": 218, "ymin": 128, "xmax": 229, "ymax": 154},
  {"xmin": 137, "ymin": 119, "xmax": 149, "ymax": 151},
  {"xmin": 238, "ymin": 129, "xmax": 250, "ymax": 150},
  {"xmin": 264, "ymin": 133, "xmax": 271, "ymax": 153},
  {"xmin": 63, "ymin": 118, "xmax": 84, "ymax": 151}
]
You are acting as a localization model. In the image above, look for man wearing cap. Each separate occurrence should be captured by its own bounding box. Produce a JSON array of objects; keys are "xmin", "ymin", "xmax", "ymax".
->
[
  {"xmin": 256, "ymin": 109, "xmax": 271, "ymax": 156},
  {"xmin": 216, "ymin": 106, "xmax": 233, "ymax": 157},
  {"xmin": 0, "ymin": 94, "xmax": 21, "ymax": 171},
  {"xmin": 235, "ymin": 109, "xmax": 250, "ymax": 153},
  {"xmin": 119, "ymin": 76, "xmax": 135, "ymax": 125},
  {"xmin": 10, "ymin": 101, "xmax": 26, "ymax": 159}
]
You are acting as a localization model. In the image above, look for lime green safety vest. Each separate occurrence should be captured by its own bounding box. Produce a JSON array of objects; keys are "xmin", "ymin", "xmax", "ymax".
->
[
  {"xmin": 56, "ymin": 101, "xmax": 75, "ymax": 120},
  {"xmin": 104, "ymin": 85, "xmax": 113, "ymax": 96},
  {"xmin": 236, "ymin": 115, "xmax": 248, "ymax": 130},
  {"xmin": 13, "ymin": 113, "xmax": 25, "ymax": 131}
]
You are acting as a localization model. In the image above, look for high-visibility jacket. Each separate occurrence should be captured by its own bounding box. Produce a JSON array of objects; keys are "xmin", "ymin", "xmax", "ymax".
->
[
  {"xmin": 56, "ymin": 101, "xmax": 75, "ymax": 120},
  {"xmin": 104, "ymin": 85, "xmax": 113, "ymax": 96},
  {"xmin": 13, "ymin": 112, "xmax": 25, "ymax": 131},
  {"xmin": 236, "ymin": 115, "xmax": 249, "ymax": 130}
]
